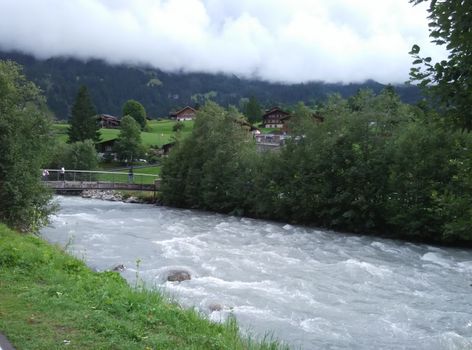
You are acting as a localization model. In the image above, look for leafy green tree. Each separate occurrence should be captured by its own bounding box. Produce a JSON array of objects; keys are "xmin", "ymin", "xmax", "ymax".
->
[
  {"xmin": 409, "ymin": 0, "xmax": 472, "ymax": 131},
  {"xmin": 0, "ymin": 60, "xmax": 55, "ymax": 231},
  {"xmin": 172, "ymin": 121, "xmax": 185, "ymax": 132},
  {"xmin": 161, "ymin": 102, "xmax": 256, "ymax": 213},
  {"xmin": 50, "ymin": 140, "xmax": 98, "ymax": 171},
  {"xmin": 122, "ymin": 100, "xmax": 147, "ymax": 130},
  {"xmin": 114, "ymin": 115, "xmax": 143, "ymax": 162},
  {"xmin": 244, "ymin": 96, "xmax": 262, "ymax": 123},
  {"xmin": 68, "ymin": 86, "xmax": 100, "ymax": 143}
]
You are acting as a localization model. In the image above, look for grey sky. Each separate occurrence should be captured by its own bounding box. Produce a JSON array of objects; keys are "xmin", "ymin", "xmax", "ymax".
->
[{"xmin": 0, "ymin": 0, "xmax": 444, "ymax": 83}]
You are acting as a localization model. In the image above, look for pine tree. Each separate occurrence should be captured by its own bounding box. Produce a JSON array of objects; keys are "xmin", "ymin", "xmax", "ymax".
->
[
  {"xmin": 244, "ymin": 96, "xmax": 262, "ymax": 123},
  {"xmin": 68, "ymin": 86, "xmax": 100, "ymax": 143}
]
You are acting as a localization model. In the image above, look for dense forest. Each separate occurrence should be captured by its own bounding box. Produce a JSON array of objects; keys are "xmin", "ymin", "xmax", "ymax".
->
[{"xmin": 0, "ymin": 50, "xmax": 422, "ymax": 119}]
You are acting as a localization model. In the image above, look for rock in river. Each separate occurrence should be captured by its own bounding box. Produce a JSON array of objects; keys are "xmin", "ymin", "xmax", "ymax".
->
[{"xmin": 167, "ymin": 270, "xmax": 191, "ymax": 282}]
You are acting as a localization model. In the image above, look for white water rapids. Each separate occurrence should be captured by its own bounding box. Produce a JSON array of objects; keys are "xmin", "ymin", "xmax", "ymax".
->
[{"xmin": 40, "ymin": 196, "xmax": 472, "ymax": 349}]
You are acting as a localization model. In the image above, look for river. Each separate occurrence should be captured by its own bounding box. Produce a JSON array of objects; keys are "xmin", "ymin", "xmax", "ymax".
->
[{"xmin": 40, "ymin": 196, "xmax": 472, "ymax": 349}]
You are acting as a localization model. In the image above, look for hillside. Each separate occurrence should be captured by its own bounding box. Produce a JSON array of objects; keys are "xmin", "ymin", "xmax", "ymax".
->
[{"xmin": 0, "ymin": 50, "xmax": 423, "ymax": 119}]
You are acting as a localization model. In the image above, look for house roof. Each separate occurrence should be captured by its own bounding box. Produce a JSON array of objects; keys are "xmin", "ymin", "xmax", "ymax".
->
[
  {"xmin": 97, "ymin": 114, "xmax": 120, "ymax": 121},
  {"xmin": 262, "ymin": 107, "xmax": 290, "ymax": 118},
  {"xmin": 169, "ymin": 106, "xmax": 197, "ymax": 117}
]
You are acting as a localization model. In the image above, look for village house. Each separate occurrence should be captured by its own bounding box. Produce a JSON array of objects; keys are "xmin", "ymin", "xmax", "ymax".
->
[
  {"xmin": 96, "ymin": 138, "xmax": 117, "ymax": 153},
  {"xmin": 169, "ymin": 106, "xmax": 197, "ymax": 121},
  {"xmin": 261, "ymin": 107, "xmax": 291, "ymax": 129},
  {"xmin": 97, "ymin": 114, "xmax": 120, "ymax": 129}
]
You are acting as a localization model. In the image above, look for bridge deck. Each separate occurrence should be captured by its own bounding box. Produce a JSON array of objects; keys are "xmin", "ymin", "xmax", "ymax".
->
[
  {"xmin": 45, "ymin": 181, "xmax": 158, "ymax": 191},
  {"xmin": 43, "ymin": 169, "xmax": 161, "ymax": 192}
]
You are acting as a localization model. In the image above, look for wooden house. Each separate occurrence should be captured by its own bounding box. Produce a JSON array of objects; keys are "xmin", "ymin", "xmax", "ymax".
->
[
  {"xmin": 169, "ymin": 106, "xmax": 197, "ymax": 121},
  {"xmin": 96, "ymin": 138, "xmax": 117, "ymax": 153},
  {"xmin": 97, "ymin": 114, "xmax": 120, "ymax": 129},
  {"xmin": 261, "ymin": 107, "xmax": 291, "ymax": 129}
]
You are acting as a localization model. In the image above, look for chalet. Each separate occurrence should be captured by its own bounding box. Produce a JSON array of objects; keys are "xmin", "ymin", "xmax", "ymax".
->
[
  {"xmin": 97, "ymin": 114, "xmax": 120, "ymax": 129},
  {"xmin": 96, "ymin": 138, "xmax": 117, "ymax": 153},
  {"xmin": 169, "ymin": 106, "xmax": 197, "ymax": 121},
  {"xmin": 261, "ymin": 107, "xmax": 291, "ymax": 129}
]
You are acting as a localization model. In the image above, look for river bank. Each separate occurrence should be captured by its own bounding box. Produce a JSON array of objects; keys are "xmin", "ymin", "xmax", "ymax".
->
[
  {"xmin": 0, "ymin": 224, "xmax": 285, "ymax": 350},
  {"xmin": 39, "ymin": 196, "xmax": 472, "ymax": 350}
]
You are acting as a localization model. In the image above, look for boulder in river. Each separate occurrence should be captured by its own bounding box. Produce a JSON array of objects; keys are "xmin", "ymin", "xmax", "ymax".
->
[
  {"xmin": 111, "ymin": 264, "xmax": 125, "ymax": 272},
  {"xmin": 167, "ymin": 270, "xmax": 191, "ymax": 282},
  {"xmin": 208, "ymin": 303, "xmax": 223, "ymax": 312}
]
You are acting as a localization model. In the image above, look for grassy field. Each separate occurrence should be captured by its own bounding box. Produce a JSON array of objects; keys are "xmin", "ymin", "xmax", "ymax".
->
[
  {"xmin": 53, "ymin": 120, "xmax": 194, "ymax": 148},
  {"xmin": 0, "ymin": 224, "xmax": 286, "ymax": 350},
  {"xmin": 95, "ymin": 166, "xmax": 161, "ymax": 184}
]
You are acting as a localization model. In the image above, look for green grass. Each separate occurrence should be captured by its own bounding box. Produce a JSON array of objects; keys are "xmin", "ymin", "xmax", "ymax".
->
[
  {"xmin": 93, "ymin": 166, "xmax": 161, "ymax": 184},
  {"xmin": 99, "ymin": 128, "xmax": 120, "ymax": 142},
  {"xmin": 53, "ymin": 120, "xmax": 194, "ymax": 148},
  {"xmin": 0, "ymin": 224, "xmax": 287, "ymax": 350},
  {"xmin": 52, "ymin": 123, "xmax": 69, "ymax": 144},
  {"xmin": 260, "ymin": 128, "xmax": 280, "ymax": 134}
]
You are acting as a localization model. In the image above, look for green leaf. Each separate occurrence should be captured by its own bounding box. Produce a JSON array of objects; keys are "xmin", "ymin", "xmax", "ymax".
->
[{"xmin": 409, "ymin": 44, "xmax": 421, "ymax": 55}]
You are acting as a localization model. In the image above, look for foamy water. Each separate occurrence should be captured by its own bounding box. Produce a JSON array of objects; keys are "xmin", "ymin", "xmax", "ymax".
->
[{"xmin": 41, "ymin": 196, "xmax": 472, "ymax": 349}]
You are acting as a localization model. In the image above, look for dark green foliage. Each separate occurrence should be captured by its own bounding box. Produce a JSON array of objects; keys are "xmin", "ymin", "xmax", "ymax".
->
[
  {"xmin": 0, "ymin": 60, "xmax": 55, "ymax": 231},
  {"xmin": 122, "ymin": 99, "xmax": 147, "ymax": 130},
  {"xmin": 385, "ymin": 122, "xmax": 472, "ymax": 241},
  {"xmin": 114, "ymin": 115, "xmax": 144, "ymax": 162},
  {"xmin": 161, "ymin": 102, "xmax": 256, "ymax": 213},
  {"xmin": 161, "ymin": 96, "xmax": 472, "ymax": 243},
  {"xmin": 68, "ymin": 86, "xmax": 100, "ymax": 143},
  {"xmin": 172, "ymin": 121, "xmax": 184, "ymax": 132},
  {"xmin": 409, "ymin": 0, "xmax": 472, "ymax": 131},
  {"xmin": 244, "ymin": 96, "xmax": 262, "ymax": 123},
  {"xmin": 49, "ymin": 140, "xmax": 98, "ymax": 171}
]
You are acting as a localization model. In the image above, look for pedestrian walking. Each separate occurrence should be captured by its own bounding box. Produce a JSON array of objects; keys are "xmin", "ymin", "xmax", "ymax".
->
[
  {"xmin": 42, "ymin": 169, "xmax": 49, "ymax": 181},
  {"xmin": 128, "ymin": 166, "xmax": 134, "ymax": 184},
  {"xmin": 60, "ymin": 166, "xmax": 65, "ymax": 181}
]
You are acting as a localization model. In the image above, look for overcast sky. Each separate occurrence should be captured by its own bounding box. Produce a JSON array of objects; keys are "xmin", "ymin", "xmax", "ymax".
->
[{"xmin": 0, "ymin": 0, "xmax": 444, "ymax": 84}]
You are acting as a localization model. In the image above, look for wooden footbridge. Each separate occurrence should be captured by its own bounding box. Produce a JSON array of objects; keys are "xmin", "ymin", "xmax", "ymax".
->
[{"xmin": 43, "ymin": 169, "xmax": 161, "ymax": 192}]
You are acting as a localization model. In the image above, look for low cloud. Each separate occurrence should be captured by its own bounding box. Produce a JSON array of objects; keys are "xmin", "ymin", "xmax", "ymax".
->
[{"xmin": 0, "ymin": 0, "xmax": 445, "ymax": 84}]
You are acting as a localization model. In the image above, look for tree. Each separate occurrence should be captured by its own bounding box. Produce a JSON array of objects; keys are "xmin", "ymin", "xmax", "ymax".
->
[
  {"xmin": 114, "ymin": 115, "xmax": 143, "ymax": 162},
  {"xmin": 122, "ymin": 100, "xmax": 147, "ymax": 130},
  {"xmin": 0, "ymin": 60, "xmax": 55, "ymax": 231},
  {"xmin": 160, "ymin": 102, "xmax": 256, "ymax": 212},
  {"xmin": 244, "ymin": 96, "xmax": 262, "ymax": 123},
  {"xmin": 68, "ymin": 86, "xmax": 100, "ymax": 143},
  {"xmin": 409, "ymin": 0, "xmax": 472, "ymax": 131},
  {"xmin": 50, "ymin": 140, "xmax": 98, "ymax": 171},
  {"xmin": 172, "ymin": 121, "xmax": 185, "ymax": 133}
]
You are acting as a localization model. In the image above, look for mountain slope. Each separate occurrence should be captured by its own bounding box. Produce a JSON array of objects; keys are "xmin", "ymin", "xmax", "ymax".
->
[{"xmin": 0, "ymin": 50, "xmax": 422, "ymax": 119}]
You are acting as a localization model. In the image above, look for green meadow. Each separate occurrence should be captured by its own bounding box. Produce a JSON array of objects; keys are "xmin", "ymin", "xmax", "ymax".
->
[{"xmin": 53, "ymin": 119, "xmax": 194, "ymax": 148}]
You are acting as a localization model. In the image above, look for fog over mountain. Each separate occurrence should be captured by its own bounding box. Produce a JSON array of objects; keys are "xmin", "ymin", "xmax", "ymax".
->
[{"xmin": 0, "ymin": 0, "xmax": 445, "ymax": 84}]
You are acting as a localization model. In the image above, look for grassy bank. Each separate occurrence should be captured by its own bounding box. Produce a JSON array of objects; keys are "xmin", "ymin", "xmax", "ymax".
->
[{"xmin": 0, "ymin": 224, "xmax": 285, "ymax": 350}]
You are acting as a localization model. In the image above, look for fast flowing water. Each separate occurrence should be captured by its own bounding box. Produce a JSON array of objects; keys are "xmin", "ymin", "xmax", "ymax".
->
[{"xmin": 41, "ymin": 196, "xmax": 472, "ymax": 349}]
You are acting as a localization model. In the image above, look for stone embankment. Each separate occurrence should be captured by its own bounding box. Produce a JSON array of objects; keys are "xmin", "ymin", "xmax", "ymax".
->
[{"xmin": 81, "ymin": 190, "xmax": 147, "ymax": 204}]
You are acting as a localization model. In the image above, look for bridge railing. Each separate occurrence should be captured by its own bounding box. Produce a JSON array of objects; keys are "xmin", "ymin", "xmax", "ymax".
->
[{"xmin": 43, "ymin": 169, "xmax": 159, "ymax": 186}]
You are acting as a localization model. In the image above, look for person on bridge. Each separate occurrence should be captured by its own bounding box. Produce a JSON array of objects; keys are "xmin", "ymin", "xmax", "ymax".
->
[
  {"xmin": 42, "ymin": 169, "xmax": 49, "ymax": 181},
  {"xmin": 128, "ymin": 166, "xmax": 134, "ymax": 184},
  {"xmin": 60, "ymin": 166, "xmax": 65, "ymax": 181}
]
